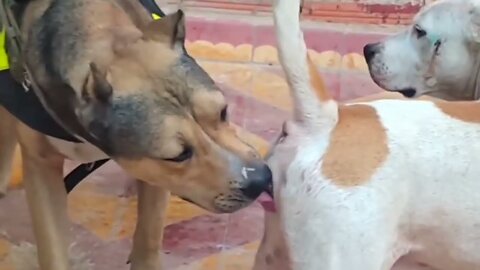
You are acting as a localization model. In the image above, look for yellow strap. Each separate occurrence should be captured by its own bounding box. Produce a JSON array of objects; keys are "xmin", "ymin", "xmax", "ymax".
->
[
  {"xmin": 152, "ymin": 13, "xmax": 161, "ymax": 20},
  {"xmin": 0, "ymin": 28, "xmax": 9, "ymax": 71}
]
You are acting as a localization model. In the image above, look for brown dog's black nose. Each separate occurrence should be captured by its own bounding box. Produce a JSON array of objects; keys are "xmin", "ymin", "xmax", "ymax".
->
[
  {"xmin": 363, "ymin": 43, "xmax": 379, "ymax": 63},
  {"xmin": 240, "ymin": 162, "xmax": 273, "ymax": 199}
]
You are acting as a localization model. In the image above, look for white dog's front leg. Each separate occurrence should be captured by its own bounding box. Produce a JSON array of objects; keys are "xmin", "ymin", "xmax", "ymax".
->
[{"xmin": 254, "ymin": 212, "xmax": 292, "ymax": 270}]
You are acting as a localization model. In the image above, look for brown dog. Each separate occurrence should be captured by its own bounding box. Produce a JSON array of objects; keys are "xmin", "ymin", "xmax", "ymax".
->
[{"xmin": 0, "ymin": 0, "xmax": 272, "ymax": 269}]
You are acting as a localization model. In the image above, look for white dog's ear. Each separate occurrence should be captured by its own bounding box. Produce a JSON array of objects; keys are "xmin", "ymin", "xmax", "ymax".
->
[{"xmin": 468, "ymin": 1, "xmax": 480, "ymax": 43}]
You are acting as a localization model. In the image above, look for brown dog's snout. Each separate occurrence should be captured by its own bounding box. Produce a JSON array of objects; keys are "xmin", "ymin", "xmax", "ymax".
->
[
  {"xmin": 363, "ymin": 42, "xmax": 380, "ymax": 64},
  {"xmin": 240, "ymin": 162, "xmax": 273, "ymax": 199}
]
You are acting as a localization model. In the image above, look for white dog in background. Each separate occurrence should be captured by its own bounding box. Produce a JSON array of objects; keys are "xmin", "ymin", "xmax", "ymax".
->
[
  {"xmin": 364, "ymin": 0, "xmax": 480, "ymax": 101},
  {"xmin": 254, "ymin": 0, "xmax": 480, "ymax": 269}
]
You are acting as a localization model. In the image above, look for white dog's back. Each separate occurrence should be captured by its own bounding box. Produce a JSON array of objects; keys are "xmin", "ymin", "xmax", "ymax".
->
[
  {"xmin": 368, "ymin": 99, "xmax": 480, "ymax": 269},
  {"xmin": 255, "ymin": 0, "xmax": 480, "ymax": 269},
  {"xmin": 265, "ymin": 101, "xmax": 480, "ymax": 270}
]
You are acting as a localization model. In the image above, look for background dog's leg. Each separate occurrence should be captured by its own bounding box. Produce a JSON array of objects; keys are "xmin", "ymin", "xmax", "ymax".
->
[
  {"xmin": 0, "ymin": 106, "xmax": 18, "ymax": 197},
  {"xmin": 16, "ymin": 122, "xmax": 70, "ymax": 270},
  {"xmin": 129, "ymin": 181, "xmax": 170, "ymax": 270}
]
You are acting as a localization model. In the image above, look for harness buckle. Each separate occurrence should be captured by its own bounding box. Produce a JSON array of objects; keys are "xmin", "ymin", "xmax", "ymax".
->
[
  {"xmin": 86, "ymin": 161, "xmax": 96, "ymax": 171},
  {"xmin": 21, "ymin": 70, "xmax": 31, "ymax": 92}
]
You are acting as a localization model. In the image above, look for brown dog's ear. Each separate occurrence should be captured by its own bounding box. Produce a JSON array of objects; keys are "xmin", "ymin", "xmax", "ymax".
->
[
  {"xmin": 112, "ymin": 25, "xmax": 143, "ymax": 54},
  {"xmin": 77, "ymin": 63, "xmax": 113, "ymax": 143},
  {"xmin": 82, "ymin": 63, "xmax": 113, "ymax": 103},
  {"xmin": 142, "ymin": 9, "xmax": 186, "ymax": 49}
]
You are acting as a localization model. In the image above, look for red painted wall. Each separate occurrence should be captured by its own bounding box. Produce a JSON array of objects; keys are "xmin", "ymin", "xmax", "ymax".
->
[{"xmin": 167, "ymin": 0, "xmax": 430, "ymax": 25}]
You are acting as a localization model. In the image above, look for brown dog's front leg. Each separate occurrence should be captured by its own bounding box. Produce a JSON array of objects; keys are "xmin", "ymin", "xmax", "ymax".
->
[
  {"xmin": 129, "ymin": 181, "xmax": 169, "ymax": 270},
  {"xmin": 0, "ymin": 107, "xmax": 18, "ymax": 197},
  {"xmin": 16, "ymin": 122, "xmax": 70, "ymax": 270}
]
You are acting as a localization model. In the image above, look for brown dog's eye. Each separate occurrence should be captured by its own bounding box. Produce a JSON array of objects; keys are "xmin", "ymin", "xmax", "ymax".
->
[
  {"xmin": 414, "ymin": 24, "xmax": 426, "ymax": 38},
  {"xmin": 220, "ymin": 106, "xmax": 228, "ymax": 122},
  {"xmin": 165, "ymin": 146, "xmax": 193, "ymax": 162}
]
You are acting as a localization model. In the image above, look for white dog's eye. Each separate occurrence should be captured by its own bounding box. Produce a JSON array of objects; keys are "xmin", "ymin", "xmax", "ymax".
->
[
  {"xmin": 277, "ymin": 122, "xmax": 289, "ymax": 144},
  {"xmin": 413, "ymin": 24, "xmax": 427, "ymax": 38}
]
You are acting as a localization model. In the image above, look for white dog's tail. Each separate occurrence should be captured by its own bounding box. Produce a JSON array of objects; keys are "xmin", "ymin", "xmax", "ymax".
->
[{"xmin": 273, "ymin": 0, "xmax": 338, "ymax": 129}]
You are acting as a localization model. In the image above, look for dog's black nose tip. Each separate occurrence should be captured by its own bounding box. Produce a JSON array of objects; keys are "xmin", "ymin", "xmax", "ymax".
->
[
  {"xmin": 240, "ymin": 163, "xmax": 273, "ymax": 199},
  {"xmin": 363, "ymin": 43, "xmax": 379, "ymax": 63},
  {"xmin": 398, "ymin": 88, "xmax": 417, "ymax": 98}
]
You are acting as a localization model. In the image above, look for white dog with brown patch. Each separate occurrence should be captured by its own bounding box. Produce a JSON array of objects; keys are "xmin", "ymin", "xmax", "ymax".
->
[{"xmin": 253, "ymin": 0, "xmax": 480, "ymax": 269}]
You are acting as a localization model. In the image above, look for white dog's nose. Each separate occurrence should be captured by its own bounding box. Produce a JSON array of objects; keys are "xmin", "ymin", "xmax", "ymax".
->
[{"xmin": 363, "ymin": 42, "xmax": 380, "ymax": 63}]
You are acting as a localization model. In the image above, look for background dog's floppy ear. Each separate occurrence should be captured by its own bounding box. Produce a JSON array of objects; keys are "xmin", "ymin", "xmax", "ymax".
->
[
  {"xmin": 76, "ymin": 63, "xmax": 113, "ymax": 144},
  {"xmin": 142, "ymin": 10, "xmax": 186, "ymax": 49},
  {"xmin": 468, "ymin": 1, "xmax": 480, "ymax": 43}
]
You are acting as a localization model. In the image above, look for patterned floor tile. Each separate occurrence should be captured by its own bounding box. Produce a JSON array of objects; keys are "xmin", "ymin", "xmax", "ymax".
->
[
  {"xmin": 117, "ymin": 196, "xmax": 209, "ymax": 240},
  {"xmin": 175, "ymin": 241, "xmax": 260, "ymax": 270},
  {"xmin": 0, "ymin": 238, "xmax": 11, "ymax": 261},
  {"xmin": 252, "ymin": 65, "xmax": 291, "ymax": 111},
  {"xmin": 69, "ymin": 186, "xmax": 122, "ymax": 240},
  {"xmin": 243, "ymin": 99, "xmax": 288, "ymax": 141}
]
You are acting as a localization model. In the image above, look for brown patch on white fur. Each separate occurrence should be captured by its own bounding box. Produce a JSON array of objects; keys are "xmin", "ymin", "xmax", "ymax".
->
[
  {"xmin": 307, "ymin": 55, "xmax": 331, "ymax": 102},
  {"xmin": 436, "ymin": 101, "xmax": 480, "ymax": 123},
  {"xmin": 321, "ymin": 104, "xmax": 388, "ymax": 186}
]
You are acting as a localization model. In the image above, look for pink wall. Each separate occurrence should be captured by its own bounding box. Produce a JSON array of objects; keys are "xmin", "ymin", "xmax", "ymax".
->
[{"xmin": 167, "ymin": 0, "xmax": 431, "ymax": 25}]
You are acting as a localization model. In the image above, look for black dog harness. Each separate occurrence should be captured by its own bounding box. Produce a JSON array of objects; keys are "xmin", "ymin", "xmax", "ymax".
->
[{"xmin": 0, "ymin": 0, "xmax": 164, "ymax": 193}]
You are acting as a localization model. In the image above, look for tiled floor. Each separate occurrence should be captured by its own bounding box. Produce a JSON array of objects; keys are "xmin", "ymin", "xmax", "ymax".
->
[{"xmin": 0, "ymin": 11, "xmax": 398, "ymax": 270}]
